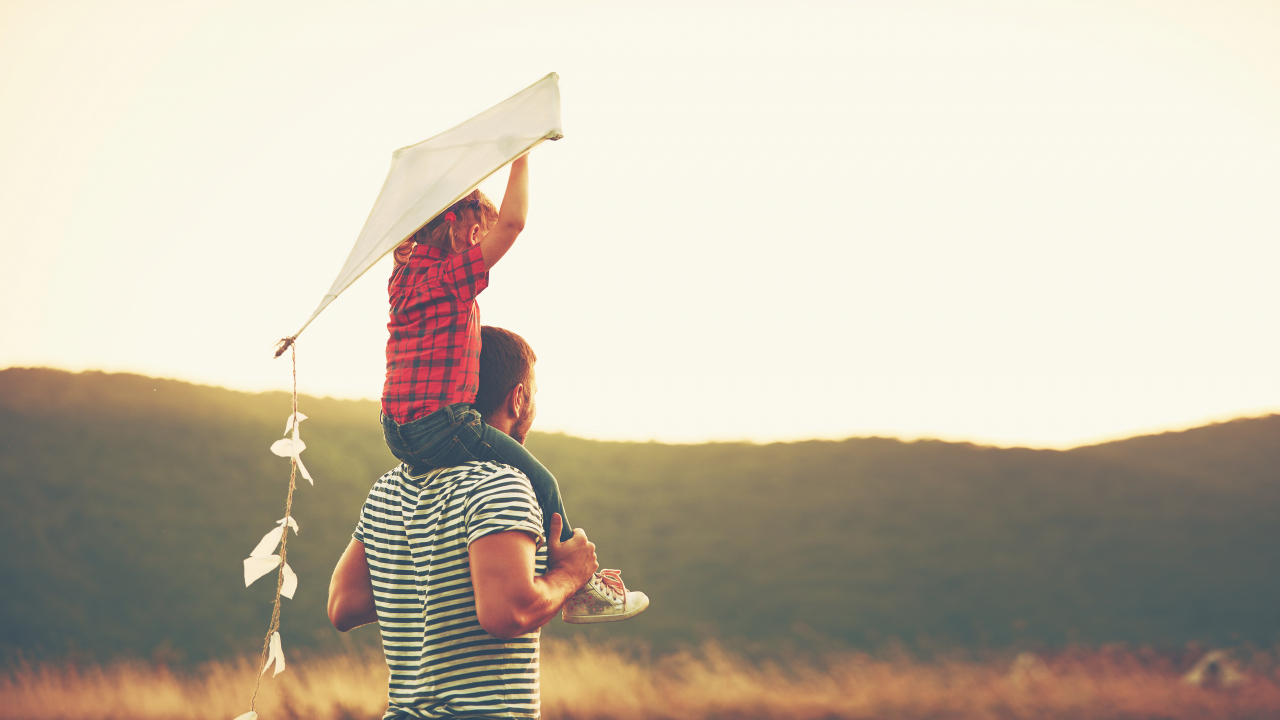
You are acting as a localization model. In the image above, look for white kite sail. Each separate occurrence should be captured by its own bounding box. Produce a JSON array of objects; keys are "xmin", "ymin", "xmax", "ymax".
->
[{"xmin": 278, "ymin": 73, "xmax": 563, "ymax": 352}]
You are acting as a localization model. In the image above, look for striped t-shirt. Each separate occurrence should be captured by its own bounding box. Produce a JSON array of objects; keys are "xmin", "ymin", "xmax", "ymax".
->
[{"xmin": 354, "ymin": 461, "xmax": 548, "ymax": 720}]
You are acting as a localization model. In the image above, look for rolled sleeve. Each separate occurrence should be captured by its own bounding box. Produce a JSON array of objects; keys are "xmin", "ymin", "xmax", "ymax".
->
[
  {"xmin": 464, "ymin": 468, "xmax": 545, "ymax": 547},
  {"xmin": 440, "ymin": 243, "xmax": 490, "ymax": 304}
]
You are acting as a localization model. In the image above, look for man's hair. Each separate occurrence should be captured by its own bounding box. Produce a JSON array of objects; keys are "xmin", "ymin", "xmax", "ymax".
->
[{"xmin": 474, "ymin": 326, "xmax": 537, "ymax": 419}]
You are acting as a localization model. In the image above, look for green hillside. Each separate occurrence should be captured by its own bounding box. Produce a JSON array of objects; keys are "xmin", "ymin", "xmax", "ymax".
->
[{"xmin": 2, "ymin": 368, "xmax": 1278, "ymax": 663}]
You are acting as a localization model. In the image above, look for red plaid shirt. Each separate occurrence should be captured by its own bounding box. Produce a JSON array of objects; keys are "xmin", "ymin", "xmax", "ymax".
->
[{"xmin": 383, "ymin": 243, "xmax": 489, "ymax": 423}]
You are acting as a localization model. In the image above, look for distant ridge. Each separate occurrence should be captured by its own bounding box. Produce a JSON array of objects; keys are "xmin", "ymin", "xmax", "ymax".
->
[
  {"xmin": 6, "ymin": 365, "xmax": 1268, "ymax": 450},
  {"xmin": 2, "ymin": 367, "xmax": 1278, "ymax": 662}
]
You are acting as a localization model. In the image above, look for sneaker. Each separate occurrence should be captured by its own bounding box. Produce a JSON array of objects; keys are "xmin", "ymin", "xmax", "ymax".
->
[{"xmin": 562, "ymin": 569, "xmax": 649, "ymax": 624}]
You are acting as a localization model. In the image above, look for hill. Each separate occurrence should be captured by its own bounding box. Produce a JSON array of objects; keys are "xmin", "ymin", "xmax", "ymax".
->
[{"xmin": 2, "ymin": 368, "xmax": 1278, "ymax": 663}]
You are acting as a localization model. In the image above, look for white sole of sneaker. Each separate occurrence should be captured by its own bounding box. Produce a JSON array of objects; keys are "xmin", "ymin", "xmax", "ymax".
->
[{"xmin": 563, "ymin": 593, "xmax": 650, "ymax": 624}]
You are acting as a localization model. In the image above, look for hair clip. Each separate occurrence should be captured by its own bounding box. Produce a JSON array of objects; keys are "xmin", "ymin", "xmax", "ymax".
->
[{"xmin": 444, "ymin": 211, "xmax": 457, "ymax": 223}]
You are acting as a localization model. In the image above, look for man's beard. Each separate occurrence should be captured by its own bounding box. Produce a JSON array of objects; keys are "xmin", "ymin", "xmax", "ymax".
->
[{"xmin": 510, "ymin": 407, "xmax": 533, "ymax": 445}]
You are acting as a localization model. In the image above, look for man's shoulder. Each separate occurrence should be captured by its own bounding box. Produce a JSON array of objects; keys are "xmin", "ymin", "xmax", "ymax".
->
[
  {"xmin": 366, "ymin": 462, "xmax": 535, "ymax": 513},
  {"xmin": 395, "ymin": 461, "xmax": 537, "ymax": 508},
  {"xmin": 450, "ymin": 462, "xmax": 537, "ymax": 508},
  {"xmin": 447, "ymin": 462, "xmax": 544, "ymax": 545},
  {"xmin": 413, "ymin": 460, "xmax": 532, "ymax": 485}
]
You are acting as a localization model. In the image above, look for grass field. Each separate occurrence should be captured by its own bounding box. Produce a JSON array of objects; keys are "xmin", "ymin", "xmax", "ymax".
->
[
  {"xmin": 4, "ymin": 641, "xmax": 1279, "ymax": 720},
  {"xmin": 7, "ymin": 369, "xmax": 1280, "ymax": 661}
]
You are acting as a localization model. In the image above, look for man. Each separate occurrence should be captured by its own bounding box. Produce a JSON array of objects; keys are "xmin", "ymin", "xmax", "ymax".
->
[{"xmin": 327, "ymin": 326, "xmax": 638, "ymax": 720}]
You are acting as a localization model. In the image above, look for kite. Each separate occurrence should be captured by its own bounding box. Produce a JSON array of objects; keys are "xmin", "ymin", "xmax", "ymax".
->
[{"xmin": 275, "ymin": 72, "xmax": 564, "ymax": 355}]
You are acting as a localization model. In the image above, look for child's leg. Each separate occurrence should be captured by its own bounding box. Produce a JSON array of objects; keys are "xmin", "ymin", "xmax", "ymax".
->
[
  {"xmin": 467, "ymin": 421, "xmax": 574, "ymax": 543},
  {"xmin": 383, "ymin": 405, "xmax": 573, "ymax": 543}
]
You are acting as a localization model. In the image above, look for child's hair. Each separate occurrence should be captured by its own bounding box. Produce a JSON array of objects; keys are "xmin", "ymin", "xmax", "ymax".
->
[{"xmin": 394, "ymin": 190, "xmax": 499, "ymax": 265}]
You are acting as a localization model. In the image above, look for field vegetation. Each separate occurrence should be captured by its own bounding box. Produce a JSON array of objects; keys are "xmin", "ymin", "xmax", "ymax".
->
[
  {"xmin": 5, "ymin": 641, "xmax": 1280, "ymax": 720},
  {"xmin": 3, "ymin": 368, "xmax": 1280, "ymax": 663}
]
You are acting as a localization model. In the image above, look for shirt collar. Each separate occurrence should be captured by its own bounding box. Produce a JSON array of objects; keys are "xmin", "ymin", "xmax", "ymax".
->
[{"xmin": 413, "ymin": 244, "xmax": 447, "ymax": 261}]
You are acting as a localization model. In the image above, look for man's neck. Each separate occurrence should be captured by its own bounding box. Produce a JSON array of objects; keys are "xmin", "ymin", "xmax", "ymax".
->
[{"xmin": 484, "ymin": 414, "xmax": 515, "ymax": 438}]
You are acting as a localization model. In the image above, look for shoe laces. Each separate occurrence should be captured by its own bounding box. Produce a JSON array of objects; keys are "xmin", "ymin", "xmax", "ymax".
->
[{"xmin": 596, "ymin": 569, "xmax": 626, "ymax": 599}]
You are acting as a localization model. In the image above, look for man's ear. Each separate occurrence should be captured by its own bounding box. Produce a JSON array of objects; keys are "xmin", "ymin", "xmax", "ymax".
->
[
  {"xmin": 506, "ymin": 382, "xmax": 527, "ymax": 418},
  {"xmin": 496, "ymin": 379, "xmax": 522, "ymax": 417}
]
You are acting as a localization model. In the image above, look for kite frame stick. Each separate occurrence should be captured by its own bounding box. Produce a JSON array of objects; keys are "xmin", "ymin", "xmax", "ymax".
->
[
  {"xmin": 277, "ymin": 132, "xmax": 560, "ymax": 356},
  {"xmin": 275, "ymin": 73, "xmax": 563, "ymax": 357}
]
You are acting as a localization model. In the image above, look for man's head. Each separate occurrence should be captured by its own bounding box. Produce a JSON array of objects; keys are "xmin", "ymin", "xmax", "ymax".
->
[{"xmin": 474, "ymin": 326, "xmax": 538, "ymax": 444}]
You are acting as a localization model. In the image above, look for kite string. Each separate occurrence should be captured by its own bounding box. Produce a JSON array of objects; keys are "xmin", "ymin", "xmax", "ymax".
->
[
  {"xmin": 274, "ymin": 336, "xmax": 296, "ymax": 359},
  {"xmin": 250, "ymin": 342, "xmax": 300, "ymax": 713}
]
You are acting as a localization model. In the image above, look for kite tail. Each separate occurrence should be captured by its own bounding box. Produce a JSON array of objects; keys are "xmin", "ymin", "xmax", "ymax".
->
[
  {"xmin": 274, "ymin": 336, "xmax": 296, "ymax": 359},
  {"xmin": 247, "ymin": 340, "xmax": 303, "ymax": 716}
]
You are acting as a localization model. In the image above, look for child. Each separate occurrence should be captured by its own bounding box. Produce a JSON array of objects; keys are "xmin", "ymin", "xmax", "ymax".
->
[{"xmin": 380, "ymin": 154, "xmax": 647, "ymax": 624}]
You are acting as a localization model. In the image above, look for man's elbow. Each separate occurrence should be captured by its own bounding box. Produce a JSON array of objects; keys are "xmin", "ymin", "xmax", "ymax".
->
[
  {"xmin": 328, "ymin": 601, "xmax": 350, "ymax": 633},
  {"xmin": 327, "ymin": 595, "xmax": 360, "ymax": 633},
  {"xmin": 477, "ymin": 608, "xmax": 538, "ymax": 640}
]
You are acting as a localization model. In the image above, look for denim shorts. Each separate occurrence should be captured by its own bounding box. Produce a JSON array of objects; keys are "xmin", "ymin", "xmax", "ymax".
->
[{"xmin": 380, "ymin": 403, "xmax": 572, "ymax": 541}]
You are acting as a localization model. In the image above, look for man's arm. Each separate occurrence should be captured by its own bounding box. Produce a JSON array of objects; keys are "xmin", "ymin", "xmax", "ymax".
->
[
  {"xmin": 470, "ymin": 513, "xmax": 596, "ymax": 639},
  {"xmin": 328, "ymin": 538, "xmax": 378, "ymax": 632}
]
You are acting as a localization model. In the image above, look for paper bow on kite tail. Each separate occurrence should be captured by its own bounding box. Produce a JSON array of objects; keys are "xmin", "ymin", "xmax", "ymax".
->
[{"xmin": 274, "ymin": 72, "xmax": 564, "ymax": 357}]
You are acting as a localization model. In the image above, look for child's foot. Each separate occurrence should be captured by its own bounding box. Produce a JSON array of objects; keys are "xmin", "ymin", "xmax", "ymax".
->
[{"xmin": 562, "ymin": 569, "xmax": 649, "ymax": 624}]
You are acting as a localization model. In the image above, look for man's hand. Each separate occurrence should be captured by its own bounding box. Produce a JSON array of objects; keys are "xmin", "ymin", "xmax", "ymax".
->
[
  {"xmin": 546, "ymin": 513, "xmax": 597, "ymax": 591},
  {"xmin": 470, "ymin": 513, "xmax": 597, "ymax": 639}
]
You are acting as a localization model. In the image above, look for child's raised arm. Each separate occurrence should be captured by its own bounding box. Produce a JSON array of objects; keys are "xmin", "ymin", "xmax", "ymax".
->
[{"xmin": 479, "ymin": 154, "xmax": 529, "ymax": 270}]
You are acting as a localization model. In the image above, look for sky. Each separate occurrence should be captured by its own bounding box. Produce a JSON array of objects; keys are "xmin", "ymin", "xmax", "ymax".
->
[{"xmin": 2, "ymin": 0, "xmax": 1278, "ymax": 448}]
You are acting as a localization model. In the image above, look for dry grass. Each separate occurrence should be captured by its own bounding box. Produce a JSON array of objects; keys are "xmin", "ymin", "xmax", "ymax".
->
[
  {"xmin": 5, "ymin": 641, "xmax": 1280, "ymax": 720},
  {"xmin": 0, "ymin": 651, "xmax": 386, "ymax": 720}
]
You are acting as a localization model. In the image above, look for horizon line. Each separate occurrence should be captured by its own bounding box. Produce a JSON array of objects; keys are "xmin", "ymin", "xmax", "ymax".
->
[{"xmin": 3, "ymin": 364, "xmax": 1276, "ymax": 453}]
